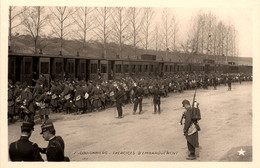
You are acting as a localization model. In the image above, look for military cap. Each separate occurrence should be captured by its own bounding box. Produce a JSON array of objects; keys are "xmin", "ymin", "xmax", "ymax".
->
[
  {"xmin": 21, "ymin": 121, "xmax": 35, "ymax": 131},
  {"xmin": 40, "ymin": 121, "xmax": 55, "ymax": 134},
  {"xmin": 182, "ymin": 99, "xmax": 190, "ymax": 107}
]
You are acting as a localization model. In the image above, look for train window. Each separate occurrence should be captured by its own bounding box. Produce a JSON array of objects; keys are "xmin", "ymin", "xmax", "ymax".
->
[
  {"xmin": 56, "ymin": 62, "xmax": 62, "ymax": 74},
  {"xmin": 115, "ymin": 64, "xmax": 121, "ymax": 73},
  {"xmin": 41, "ymin": 62, "xmax": 49, "ymax": 74},
  {"xmin": 131, "ymin": 65, "xmax": 135, "ymax": 73},
  {"xmin": 91, "ymin": 63, "xmax": 97, "ymax": 73},
  {"xmin": 123, "ymin": 64, "xmax": 129, "ymax": 73},
  {"xmin": 101, "ymin": 64, "xmax": 107, "ymax": 73}
]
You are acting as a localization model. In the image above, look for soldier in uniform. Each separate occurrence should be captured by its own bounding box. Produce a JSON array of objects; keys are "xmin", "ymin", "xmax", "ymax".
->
[
  {"xmin": 114, "ymin": 85, "xmax": 125, "ymax": 118},
  {"xmin": 14, "ymin": 81, "xmax": 22, "ymax": 118},
  {"xmin": 8, "ymin": 81, "xmax": 15, "ymax": 123},
  {"xmin": 62, "ymin": 82, "xmax": 73, "ymax": 114},
  {"xmin": 20, "ymin": 84, "xmax": 33, "ymax": 121},
  {"xmin": 35, "ymin": 88, "xmax": 51, "ymax": 124},
  {"xmin": 182, "ymin": 100, "xmax": 199, "ymax": 160},
  {"xmin": 74, "ymin": 82, "xmax": 84, "ymax": 114},
  {"xmin": 40, "ymin": 121, "xmax": 68, "ymax": 161},
  {"xmin": 50, "ymin": 81, "xmax": 60, "ymax": 113},
  {"xmin": 133, "ymin": 83, "xmax": 144, "ymax": 115},
  {"xmin": 152, "ymin": 84, "xmax": 162, "ymax": 114},
  {"xmin": 9, "ymin": 121, "xmax": 43, "ymax": 161},
  {"xmin": 228, "ymin": 76, "xmax": 232, "ymax": 91}
]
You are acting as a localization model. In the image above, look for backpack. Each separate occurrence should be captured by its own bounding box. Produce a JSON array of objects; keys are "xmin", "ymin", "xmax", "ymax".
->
[{"xmin": 191, "ymin": 108, "xmax": 201, "ymax": 120}]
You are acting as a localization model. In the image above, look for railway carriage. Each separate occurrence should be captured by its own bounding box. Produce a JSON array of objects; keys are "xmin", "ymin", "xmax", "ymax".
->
[{"xmin": 8, "ymin": 53, "xmax": 252, "ymax": 85}]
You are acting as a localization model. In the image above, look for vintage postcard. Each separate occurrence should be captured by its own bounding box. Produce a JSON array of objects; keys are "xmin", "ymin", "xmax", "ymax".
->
[{"xmin": 1, "ymin": 0, "xmax": 260, "ymax": 168}]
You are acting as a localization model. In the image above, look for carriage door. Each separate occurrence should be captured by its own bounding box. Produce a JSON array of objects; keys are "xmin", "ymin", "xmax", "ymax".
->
[
  {"xmin": 52, "ymin": 58, "xmax": 64, "ymax": 81},
  {"xmin": 39, "ymin": 58, "xmax": 50, "ymax": 87},
  {"xmin": 76, "ymin": 59, "xmax": 87, "ymax": 81},
  {"xmin": 89, "ymin": 60, "xmax": 98, "ymax": 80},
  {"xmin": 100, "ymin": 60, "xmax": 108, "ymax": 80},
  {"xmin": 108, "ymin": 60, "xmax": 114, "ymax": 80},
  {"xmin": 22, "ymin": 57, "xmax": 33, "ymax": 85},
  {"xmin": 8, "ymin": 56, "xmax": 17, "ymax": 83},
  {"xmin": 65, "ymin": 59, "xmax": 75, "ymax": 80},
  {"xmin": 159, "ymin": 62, "xmax": 164, "ymax": 76}
]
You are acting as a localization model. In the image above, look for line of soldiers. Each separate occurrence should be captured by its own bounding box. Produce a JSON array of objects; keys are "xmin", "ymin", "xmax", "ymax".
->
[{"xmin": 8, "ymin": 72, "xmax": 252, "ymax": 123}]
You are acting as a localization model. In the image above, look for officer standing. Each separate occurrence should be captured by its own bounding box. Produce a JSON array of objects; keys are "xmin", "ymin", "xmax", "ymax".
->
[
  {"xmin": 228, "ymin": 76, "xmax": 232, "ymax": 91},
  {"xmin": 40, "ymin": 121, "xmax": 68, "ymax": 161},
  {"xmin": 152, "ymin": 84, "xmax": 162, "ymax": 114},
  {"xmin": 8, "ymin": 81, "xmax": 15, "ymax": 123},
  {"xmin": 114, "ymin": 85, "xmax": 125, "ymax": 118},
  {"xmin": 182, "ymin": 100, "xmax": 199, "ymax": 160},
  {"xmin": 133, "ymin": 83, "xmax": 144, "ymax": 115},
  {"xmin": 9, "ymin": 121, "xmax": 43, "ymax": 161}
]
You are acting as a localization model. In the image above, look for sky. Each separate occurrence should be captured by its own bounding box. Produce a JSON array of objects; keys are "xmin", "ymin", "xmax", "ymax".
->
[{"xmin": 1, "ymin": 0, "xmax": 259, "ymax": 58}]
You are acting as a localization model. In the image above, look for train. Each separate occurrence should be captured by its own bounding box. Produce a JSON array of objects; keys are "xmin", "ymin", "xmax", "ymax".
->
[{"xmin": 8, "ymin": 52, "xmax": 252, "ymax": 86}]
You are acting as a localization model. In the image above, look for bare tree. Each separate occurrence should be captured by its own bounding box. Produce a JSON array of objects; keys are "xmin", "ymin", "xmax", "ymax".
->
[
  {"xmin": 161, "ymin": 8, "xmax": 179, "ymax": 58},
  {"xmin": 152, "ymin": 23, "xmax": 163, "ymax": 52},
  {"xmin": 187, "ymin": 14, "xmax": 204, "ymax": 55},
  {"xmin": 110, "ymin": 7, "xmax": 130, "ymax": 58},
  {"xmin": 72, "ymin": 7, "xmax": 96, "ymax": 56},
  {"xmin": 127, "ymin": 7, "xmax": 144, "ymax": 58},
  {"xmin": 8, "ymin": 6, "xmax": 24, "ymax": 50},
  {"xmin": 171, "ymin": 15, "xmax": 179, "ymax": 52},
  {"xmin": 161, "ymin": 8, "xmax": 172, "ymax": 57},
  {"xmin": 20, "ymin": 6, "xmax": 50, "ymax": 54},
  {"xmin": 217, "ymin": 21, "xmax": 226, "ymax": 56},
  {"xmin": 49, "ymin": 6, "xmax": 75, "ymax": 55},
  {"xmin": 141, "ymin": 7, "xmax": 155, "ymax": 53},
  {"xmin": 204, "ymin": 12, "xmax": 217, "ymax": 57},
  {"xmin": 93, "ymin": 7, "xmax": 112, "ymax": 58}
]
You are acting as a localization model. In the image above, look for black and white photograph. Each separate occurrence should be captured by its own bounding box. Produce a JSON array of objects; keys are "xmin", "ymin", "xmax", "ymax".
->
[{"xmin": 1, "ymin": 0, "xmax": 260, "ymax": 168}]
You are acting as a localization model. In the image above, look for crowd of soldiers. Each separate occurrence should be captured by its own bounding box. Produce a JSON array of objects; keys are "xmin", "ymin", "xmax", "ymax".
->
[{"xmin": 8, "ymin": 71, "xmax": 253, "ymax": 123}]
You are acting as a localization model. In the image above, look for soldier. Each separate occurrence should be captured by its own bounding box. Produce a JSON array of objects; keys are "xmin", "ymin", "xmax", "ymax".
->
[
  {"xmin": 182, "ymin": 100, "xmax": 199, "ymax": 160},
  {"xmin": 133, "ymin": 83, "xmax": 144, "ymax": 115},
  {"xmin": 35, "ymin": 88, "xmax": 51, "ymax": 124},
  {"xmin": 8, "ymin": 81, "xmax": 15, "ymax": 123},
  {"xmin": 50, "ymin": 82, "xmax": 61, "ymax": 113},
  {"xmin": 152, "ymin": 84, "xmax": 162, "ymax": 114},
  {"xmin": 74, "ymin": 82, "xmax": 85, "ymax": 114},
  {"xmin": 9, "ymin": 121, "xmax": 43, "ymax": 161},
  {"xmin": 62, "ymin": 82, "xmax": 73, "ymax": 114},
  {"xmin": 20, "ymin": 84, "xmax": 33, "ymax": 121},
  {"xmin": 114, "ymin": 85, "xmax": 125, "ymax": 118},
  {"xmin": 40, "ymin": 121, "xmax": 69, "ymax": 161},
  {"xmin": 228, "ymin": 76, "xmax": 232, "ymax": 91},
  {"xmin": 213, "ymin": 76, "xmax": 217, "ymax": 90}
]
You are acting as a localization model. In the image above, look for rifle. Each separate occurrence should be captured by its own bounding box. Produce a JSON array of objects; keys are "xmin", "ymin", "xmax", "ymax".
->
[{"xmin": 192, "ymin": 88, "xmax": 197, "ymax": 109}]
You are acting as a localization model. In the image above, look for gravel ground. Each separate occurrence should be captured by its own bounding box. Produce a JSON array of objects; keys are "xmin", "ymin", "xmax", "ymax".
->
[{"xmin": 7, "ymin": 81, "xmax": 252, "ymax": 161}]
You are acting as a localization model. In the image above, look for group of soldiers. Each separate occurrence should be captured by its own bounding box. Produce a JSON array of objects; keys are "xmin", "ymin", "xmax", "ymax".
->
[{"xmin": 8, "ymin": 71, "xmax": 252, "ymax": 123}]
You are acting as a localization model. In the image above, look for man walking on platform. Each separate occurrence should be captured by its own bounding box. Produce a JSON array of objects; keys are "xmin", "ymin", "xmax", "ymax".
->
[
  {"xmin": 133, "ymin": 83, "xmax": 144, "ymax": 115},
  {"xmin": 182, "ymin": 100, "xmax": 199, "ymax": 160},
  {"xmin": 152, "ymin": 84, "xmax": 162, "ymax": 114},
  {"xmin": 114, "ymin": 86, "xmax": 125, "ymax": 118}
]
